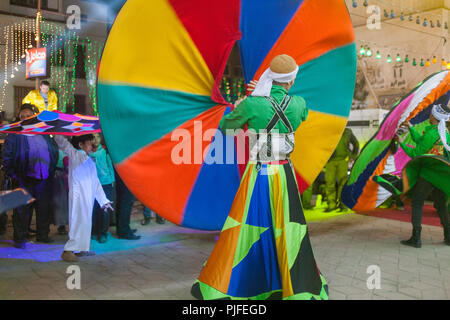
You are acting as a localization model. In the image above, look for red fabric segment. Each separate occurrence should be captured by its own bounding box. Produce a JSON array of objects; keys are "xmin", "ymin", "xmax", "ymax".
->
[
  {"xmin": 295, "ymin": 171, "xmax": 310, "ymax": 194},
  {"xmin": 169, "ymin": 0, "xmax": 241, "ymax": 104}
]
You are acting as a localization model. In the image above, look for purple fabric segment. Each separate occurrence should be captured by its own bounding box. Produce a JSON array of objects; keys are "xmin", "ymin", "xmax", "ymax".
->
[
  {"xmin": 375, "ymin": 93, "xmax": 415, "ymax": 141},
  {"xmin": 26, "ymin": 135, "xmax": 50, "ymax": 180},
  {"xmin": 58, "ymin": 113, "xmax": 80, "ymax": 122}
]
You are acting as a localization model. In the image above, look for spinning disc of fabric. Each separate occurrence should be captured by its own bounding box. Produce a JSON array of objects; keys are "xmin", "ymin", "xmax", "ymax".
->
[
  {"xmin": 0, "ymin": 111, "xmax": 101, "ymax": 136},
  {"xmin": 98, "ymin": 0, "xmax": 356, "ymax": 230},
  {"xmin": 342, "ymin": 70, "xmax": 449, "ymax": 212}
]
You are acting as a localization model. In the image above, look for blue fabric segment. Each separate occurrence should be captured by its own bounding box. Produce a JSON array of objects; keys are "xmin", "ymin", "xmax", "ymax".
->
[
  {"xmin": 227, "ymin": 169, "xmax": 281, "ymax": 297},
  {"xmin": 238, "ymin": 0, "xmax": 304, "ymax": 83},
  {"xmin": 182, "ymin": 107, "xmax": 241, "ymax": 230},
  {"xmin": 245, "ymin": 165, "xmax": 272, "ymax": 228},
  {"xmin": 411, "ymin": 92, "xmax": 449, "ymax": 125},
  {"xmin": 342, "ymin": 147, "xmax": 389, "ymax": 208},
  {"xmin": 37, "ymin": 110, "xmax": 59, "ymax": 122}
]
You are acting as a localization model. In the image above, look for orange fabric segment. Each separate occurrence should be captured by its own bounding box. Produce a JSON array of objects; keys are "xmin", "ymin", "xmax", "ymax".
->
[
  {"xmin": 406, "ymin": 72, "xmax": 450, "ymax": 122},
  {"xmin": 116, "ymin": 105, "xmax": 226, "ymax": 225},
  {"xmin": 353, "ymin": 153, "xmax": 389, "ymax": 212},
  {"xmin": 197, "ymin": 169, "xmax": 252, "ymax": 292},
  {"xmin": 252, "ymin": 0, "xmax": 354, "ymax": 81}
]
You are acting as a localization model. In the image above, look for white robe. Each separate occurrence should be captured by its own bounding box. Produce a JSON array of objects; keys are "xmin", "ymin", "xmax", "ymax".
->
[{"xmin": 54, "ymin": 135, "xmax": 109, "ymax": 252}]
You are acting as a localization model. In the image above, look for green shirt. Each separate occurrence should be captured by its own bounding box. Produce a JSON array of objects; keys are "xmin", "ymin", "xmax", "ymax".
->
[
  {"xmin": 329, "ymin": 128, "xmax": 359, "ymax": 161},
  {"xmin": 219, "ymin": 85, "xmax": 308, "ymax": 134},
  {"xmin": 400, "ymin": 124, "xmax": 450, "ymax": 159}
]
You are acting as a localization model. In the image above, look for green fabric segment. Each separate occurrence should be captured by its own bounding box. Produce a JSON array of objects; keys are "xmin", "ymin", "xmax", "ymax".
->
[
  {"xmin": 286, "ymin": 222, "xmax": 307, "ymax": 269},
  {"xmin": 400, "ymin": 124, "xmax": 450, "ymax": 160},
  {"xmin": 348, "ymin": 139, "xmax": 391, "ymax": 184},
  {"xmin": 219, "ymin": 85, "xmax": 308, "ymax": 134},
  {"xmin": 222, "ymin": 216, "xmax": 241, "ymax": 232},
  {"xmin": 97, "ymin": 83, "xmax": 216, "ymax": 164},
  {"xmin": 232, "ymin": 224, "xmax": 269, "ymax": 268},
  {"xmin": 290, "ymin": 43, "xmax": 357, "ymax": 118},
  {"xmin": 405, "ymin": 155, "xmax": 450, "ymax": 197}
]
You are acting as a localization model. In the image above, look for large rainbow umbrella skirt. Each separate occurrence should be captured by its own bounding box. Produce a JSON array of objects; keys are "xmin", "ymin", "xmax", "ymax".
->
[{"xmin": 98, "ymin": 0, "xmax": 357, "ymax": 231}]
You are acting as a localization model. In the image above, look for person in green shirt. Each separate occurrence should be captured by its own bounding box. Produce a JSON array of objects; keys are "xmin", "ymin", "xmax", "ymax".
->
[
  {"xmin": 395, "ymin": 103, "xmax": 450, "ymax": 248},
  {"xmin": 324, "ymin": 127, "xmax": 359, "ymax": 212},
  {"xmin": 191, "ymin": 55, "xmax": 328, "ymax": 300}
]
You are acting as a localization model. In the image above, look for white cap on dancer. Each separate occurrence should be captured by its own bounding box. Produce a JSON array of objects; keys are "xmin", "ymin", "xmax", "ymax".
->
[
  {"xmin": 251, "ymin": 54, "xmax": 299, "ymax": 97},
  {"xmin": 431, "ymin": 102, "xmax": 450, "ymax": 152}
]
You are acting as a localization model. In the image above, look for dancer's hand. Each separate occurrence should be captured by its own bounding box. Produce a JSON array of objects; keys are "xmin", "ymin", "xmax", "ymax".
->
[
  {"xmin": 102, "ymin": 202, "xmax": 114, "ymax": 213},
  {"xmin": 394, "ymin": 134, "xmax": 404, "ymax": 143},
  {"xmin": 247, "ymin": 80, "xmax": 258, "ymax": 92}
]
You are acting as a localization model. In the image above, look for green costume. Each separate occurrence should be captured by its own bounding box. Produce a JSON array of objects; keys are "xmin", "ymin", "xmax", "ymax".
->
[
  {"xmin": 191, "ymin": 85, "xmax": 328, "ymax": 300},
  {"xmin": 325, "ymin": 128, "xmax": 359, "ymax": 210}
]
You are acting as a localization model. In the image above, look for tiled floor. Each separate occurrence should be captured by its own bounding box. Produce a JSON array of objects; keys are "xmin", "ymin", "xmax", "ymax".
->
[{"xmin": 1, "ymin": 208, "xmax": 450, "ymax": 300}]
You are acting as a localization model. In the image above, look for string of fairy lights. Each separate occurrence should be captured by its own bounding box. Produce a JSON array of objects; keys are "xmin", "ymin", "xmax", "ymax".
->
[{"xmin": 0, "ymin": 16, "xmax": 104, "ymax": 115}]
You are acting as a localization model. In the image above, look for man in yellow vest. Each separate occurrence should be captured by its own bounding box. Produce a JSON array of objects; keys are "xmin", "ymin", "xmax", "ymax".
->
[{"xmin": 22, "ymin": 80, "xmax": 58, "ymax": 113}]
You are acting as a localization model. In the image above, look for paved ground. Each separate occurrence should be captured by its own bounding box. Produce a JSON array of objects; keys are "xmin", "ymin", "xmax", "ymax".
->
[{"xmin": 1, "ymin": 205, "xmax": 450, "ymax": 300}]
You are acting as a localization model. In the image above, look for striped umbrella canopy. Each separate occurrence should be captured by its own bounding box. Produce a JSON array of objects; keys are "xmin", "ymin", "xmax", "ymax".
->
[{"xmin": 98, "ymin": 0, "xmax": 357, "ymax": 230}]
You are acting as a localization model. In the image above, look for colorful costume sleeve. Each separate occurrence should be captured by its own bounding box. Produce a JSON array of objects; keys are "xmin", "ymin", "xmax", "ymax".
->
[
  {"xmin": 219, "ymin": 100, "xmax": 251, "ymax": 133},
  {"xmin": 409, "ymin": 126, "xmax": 422, "ymax": 144},
  {"xmin": 400, "ymin": 126, "xmax": 440, "ymax": 158}
]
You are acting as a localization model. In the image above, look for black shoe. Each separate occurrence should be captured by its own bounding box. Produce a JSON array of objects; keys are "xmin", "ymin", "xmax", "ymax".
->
[
  {"xmin": 118, "ymin": 233, "xmax": 141, "ymax": 240},
  {"xmin": 444, "ymin": 227, "xmax": 450, "ymax": 246},
  {"xmin": 36, "ymin": 237, "xmax": 55, "ymax": 244},
  {"xmin": 156, "ymin": 216, "xmax": 165, "ymax": 224},
  {"xmin": 141, "ymin": 217, "xmax": 151, "ymax": 225},
  {"xmin": 401, "ymin": 227, "xmax": 422, "ymax": 248},
  {"xmin": 28, "ymin": 228, "xmax": 37, "ymax": 235},
  {"xmin": 13, "ymin": 241, "xmax": 26, "ymax": 249}
]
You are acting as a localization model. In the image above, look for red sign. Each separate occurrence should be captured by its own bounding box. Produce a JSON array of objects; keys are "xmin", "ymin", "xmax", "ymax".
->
[{"xmin": 26, "ymin": 48, "xmax": 47, "ymax": 79}]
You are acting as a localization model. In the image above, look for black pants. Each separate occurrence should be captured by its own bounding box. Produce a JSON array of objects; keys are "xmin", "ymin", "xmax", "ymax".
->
[
  {"xmin": 115, "ymin": 172, "xmax": 135, "ymax": 236},
  {"xmin": 411, "ymin": 178, "xmax": 449, "ymax": 229},
  {"xmin": 13, "ymin": 176, "xmax": 51, "ymax": 243},
  {"xmin": 92, "ymin": 183, "xmax": 114, "ymax": 237},
  {"xmin": 0, "ymin": 213, "xmax": 7, "ymax": 233}
]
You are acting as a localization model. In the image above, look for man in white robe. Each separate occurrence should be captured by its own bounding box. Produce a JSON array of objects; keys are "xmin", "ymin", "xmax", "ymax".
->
[{"xmin": 54, "ymin": 134, "xmax": 113, "ymax": 262}]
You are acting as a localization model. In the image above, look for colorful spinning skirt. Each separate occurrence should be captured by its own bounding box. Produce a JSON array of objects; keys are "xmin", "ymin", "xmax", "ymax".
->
[{"xmin": 191, "ymin": 161, "xmax": 328, "ymax": 300}]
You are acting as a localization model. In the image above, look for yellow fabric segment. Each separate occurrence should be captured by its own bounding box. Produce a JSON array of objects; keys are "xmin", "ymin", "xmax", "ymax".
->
[
  {"xmin": 271, "ymin": 170, "xmax": 294, "ymax": 298},
  {"xmin": 98, "ymin": 0, "xmax": 214, "ymax": 96},
  {"xmin": 291, "ymin": 111, "xmax": 348, "ymax": 185},
  {"xmin": 22, "ymin": 90, "xmax": 58, "ymax": 112}
]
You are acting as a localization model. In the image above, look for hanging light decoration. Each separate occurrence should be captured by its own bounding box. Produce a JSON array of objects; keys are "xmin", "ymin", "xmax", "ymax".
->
[
  {"xmin": 437, "ymin": 20, "xmax": 441, "ymax": 28},
  {"xmin": 400, "ymin": 12, "xmax": 405, "ymax": 21},
  {"xmin": 352, "ymin": 0, "xmax": 357, "ymax": 8},
  {"xmin": 409, "ymin": 15, "xmax": 413, "ymax": 22},
  {"xmin": 420, "ymin": 59, "xmax": 425, "ymax": 67},
  {"xmin": 423, "ymin": 18, "xmax": 428, "ymax": 27},
  {"xmin": 366, "ymin": 47, "xmax": 373, "ymax": 57},
  {"xmin": 363, "ymin": 0, "xmax": 368, "ymax": 7},
  {"xmin": 396, "ymin": 53, "xmax": 402, "ymax": 62},
  {"xmin": 425, "ymin": 59, "xmax": 431, "ymax": 67},
  {"xmin": 390, "ymin": 10, "xmax": 395, "ymax": 19},
  {"xmin": 442, "ymin": 59, "xmax": 447, "ymax": 67},
  {"xmin": 405, "ymin": 55, "xmax": 410, "ymax": 63},
  {"xmin": 416, "ymin": 16, "xmax": 420, "ymax": 24},
  {"xmin": 412, "ymin": 58, "xmax": 417, "ymax": 66},
  {"xmin": 432, "ymin": 56, "xmax": 437, "ymax": 64},
  {"xmin": 359, "ymin": 45, "xmax": 366, "ymax": 56},
  {"xmin": 384, "ymin": 10, "xmax": 389, "ymax": 18},
  {"xmin": 376, "ymin": 51, "xmax": 381, "ymax": 59},
  {"xmin": 387, "ymin": 54, "xmax": 392, "ymax": 63}
]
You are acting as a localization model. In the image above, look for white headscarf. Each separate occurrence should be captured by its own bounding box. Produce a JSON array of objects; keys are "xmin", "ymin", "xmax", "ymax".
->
[
  {"xmin": 251, "ymin": 66, "xmax": 299, "ymax": 97},
  {"xmin": 431, "ymin": 103, "xmax": 450, "ymax": 152}
]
